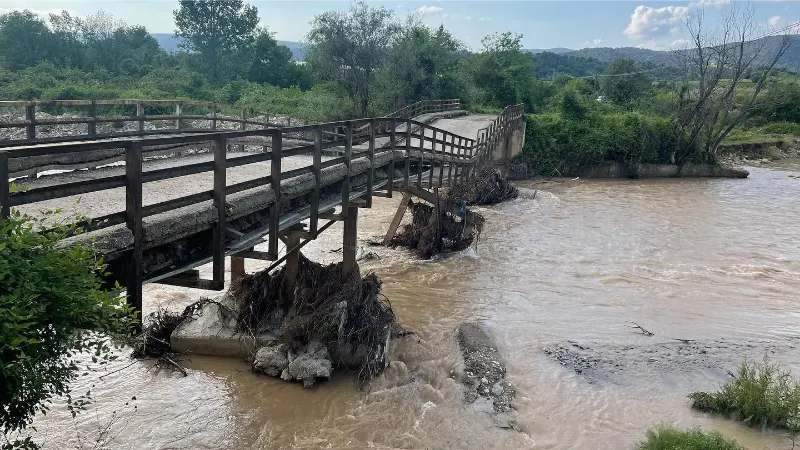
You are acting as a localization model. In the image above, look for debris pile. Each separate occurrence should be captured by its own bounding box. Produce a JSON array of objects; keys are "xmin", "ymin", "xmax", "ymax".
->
[
  {"xmin": 447, "ymin": 164, "xmax": 518, "ymax": 205},
  {"xmin": 388, "ymin": 200, "xmax": 483, "ymax": 259},
  {"xmin": 232, "ymin": 254, "xmax": 399, "ymax": 386}
]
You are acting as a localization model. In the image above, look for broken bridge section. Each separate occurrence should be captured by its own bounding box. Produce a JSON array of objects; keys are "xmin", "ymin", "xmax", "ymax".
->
[{"xmin": 0, "ymin": 100, "xmax": 524, "ymax": 326}]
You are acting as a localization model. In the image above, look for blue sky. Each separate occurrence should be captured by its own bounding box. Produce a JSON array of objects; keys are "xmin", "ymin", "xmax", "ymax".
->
[{"xmin": 1, "ymin": 1, "xmax": 797, "ymax": 50}]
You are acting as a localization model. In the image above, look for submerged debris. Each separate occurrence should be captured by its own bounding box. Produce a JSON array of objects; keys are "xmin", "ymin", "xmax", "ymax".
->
[
  {"xmin": 231, "ymin": 254, "xmax": 400, "ymax": 385},
  {"xmin": 447, "ymin": 164, "xmax": 518, "ymax": 206},
  {"xmin": 457, "ymin": 323, "xmax": 516, "ymax": 418},
  {"xmin": 389, "ymin": 201, "xmax": 483, "ymax": 259}
]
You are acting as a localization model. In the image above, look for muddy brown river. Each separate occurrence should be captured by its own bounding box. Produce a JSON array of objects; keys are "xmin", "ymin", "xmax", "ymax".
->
[{"xmin": 27, "ymin": 162, "xmax": 800, "ymax": 449}]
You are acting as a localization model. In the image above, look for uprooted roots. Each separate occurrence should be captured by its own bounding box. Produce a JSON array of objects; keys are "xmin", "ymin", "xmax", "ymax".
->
[
  {"xmin": 448, "ymin": 164, "xmax": 518, "ymax": 205},
  {"xmin": 231, "ymin": 255, "xmax": 398, "ymax": 382},
  {"xmin": 389, "ymin": 201, "xmax": 484, "ymax": 259}
]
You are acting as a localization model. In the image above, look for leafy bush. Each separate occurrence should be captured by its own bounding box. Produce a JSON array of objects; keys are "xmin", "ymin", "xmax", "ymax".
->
[
  {"xmin": 689, "ymin": 360, "xmax": 800, "ymax": 432},
  {"xmin": 637, "ymin": 426, "xmax": 744, "ymax": 450},
  {"xmin": 0, "ymin": 211, "xmax": 134, "ymax": 439},
  {"xmin": 759, "ymin": 121, "xmax": 800, "ymax": 135},
  {"xmin": 521, "ymin": 109, "xmax": 703, "ymax": 177}
]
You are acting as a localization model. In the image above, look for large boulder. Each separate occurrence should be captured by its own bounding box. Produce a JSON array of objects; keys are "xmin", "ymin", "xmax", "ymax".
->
[
  {"xmin": 252, "ymin": 343, "xmax": 289, "ymax": 377},
  {"xmin": 286, "ymin": 341, "xmax": 333, "ymax": 387}
]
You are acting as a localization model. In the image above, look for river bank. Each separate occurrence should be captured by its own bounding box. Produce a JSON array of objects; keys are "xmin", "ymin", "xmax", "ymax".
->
[{"xmin": 22, "ymin": 162, "xmax": 800, "ymax": 449}]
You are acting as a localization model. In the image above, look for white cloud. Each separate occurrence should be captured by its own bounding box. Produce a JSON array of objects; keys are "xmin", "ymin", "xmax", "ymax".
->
[
  {"xmin": 416, "ymin": 5, "xmax": 444, "ymax": 16},
  {"xmin": 465, "ymin": 16, "xmax": 472, "ymax": 22},
  {"xmin": 623, "ymin": 0, "xmax": 730, "ymax": 42},
  {"xmin": 478, "ymin": 17, "xmax": 490, "ymax": 22},
  {"xmin": 768, "ymin": 15, "xmax": 783, "ymax": 27},
  {"xmin": 0, "ymin": 6, "xmax": 72, "ymax": 17},
  {"xmin": 582, "ymin": 38, "xmax": 603, "ymax": 48}
]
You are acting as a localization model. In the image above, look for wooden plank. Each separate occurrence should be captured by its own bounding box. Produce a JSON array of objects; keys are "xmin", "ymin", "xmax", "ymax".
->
[
  {"xmin": 269, "ymin": 130, "xmax": 282, "ymax": 257},
  {"xmin": 142, "ymin": 190, "xmax": 213, "ymax": 217},
  {"xmin": 283, "ymin": 232, "xmax": 301, "ymax": 297},
  {"xmin": 366, "ymin": 118, "xmax": 375, "ymax": 206},
  {"xmin": 387, "ymin": 118, "xmax": 396, "ymax": 199},
  {"xmin": 340, "ymin": 121, "xmax": 353, "ymax": 218},
  {"xmin": 230, "ymin": 256, "xmax": 245, "ymax": 285},
  {"xmin": 212, "ymin": 134, "xmax": 227, "ymax": 290},
  {"xmin": 238, "ymin": 109, "xmax": 247, "ymax": 153},
  {"xmin": 438, "ymin": 132, "xmax": 446, "ymax": 187},
  {"xmin": 0, "ymin": 152, "xmax": 9, "ymax": 219},
  {"xmin": 342, "ymin": 205, "xmax": 359, "ymax": 278},
  {"xmin": 125, "ymin": 142, "xmax": 143, "ymax": 331},
  {"xmin": 136, "ymin": 103, "xmax": 144, "ymax": 133},
  {"xmin": 428, "ymin": 129, "xmax": 436, "ymax": 189},
  {"xmin": 11, "ymin": 175, "xmax": 126, "ymax": 206},
  {"xmin": 210, "ymin": 104, "xmax": 217, "ymax": 130},
  {"xmin": 405, "ymin": 119, "xmax": 412, "ymax": 189},
  {"xmin": 233, "ymin": 250, "xmax": 277, "ymax": 261},
  {"xmin": 175, "ymin": 102, "xmax": 184, "ymax": 131},
  {"xmin": 87, "ymin": 102, "xmax": 97, "ymax": 136},
  {"xmin": 142, "ymin": 160, "xmax": 214, "ymax": 183},
  {"xmin": 25, "ymin": 105, "xmax": 36, "ymax": 140},
  {"xmin": 310, "ymin": 126, "xmax": 322, "ymax": 235},
  {"xmin": 226, "ymin": 175, "xmax": 271, "ymax": 195},
  {"xmin": 382, "ymin": 192, "xmax": 411, "ymax": 245}
]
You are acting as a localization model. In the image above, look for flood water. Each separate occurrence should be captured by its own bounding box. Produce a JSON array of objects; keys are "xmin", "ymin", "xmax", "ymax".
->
[{"xmin": 28, "ymin": 162, "xmax": 800, "ymax": 449}]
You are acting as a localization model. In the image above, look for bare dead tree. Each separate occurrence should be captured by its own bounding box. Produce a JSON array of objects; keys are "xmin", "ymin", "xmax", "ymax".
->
[{"xmin": 672, "ymin": 5, "xmax": 798, "ymax": 161}]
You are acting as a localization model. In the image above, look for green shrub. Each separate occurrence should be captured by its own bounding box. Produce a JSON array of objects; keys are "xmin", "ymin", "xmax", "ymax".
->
[
  {"xmin": 521, "ymin": 110, "xmax": 703, "ymax": 177},
  {"xmin": 0, "ymin": 211, "xmax": 134, "ymax": 439},
  {"xmin": 637, "ymin": 426, "xmax": 744, "ymax": 450},
  {"xmin": 759, "ymin": 121, "xmax": 800, "ymax": 135},
  {"xmin": 689, "ymin": 360, "xmax": 800, "ymax": 432}
]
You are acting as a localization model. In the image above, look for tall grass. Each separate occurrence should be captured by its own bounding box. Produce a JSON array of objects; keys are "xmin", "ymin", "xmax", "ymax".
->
[
  {"xmin": 637, "ymin": 426, "xmax": 744, "ymax": 450},
  {"xmin": 689, "ymin": 360, "xmax": 800, "ymax": 434}
]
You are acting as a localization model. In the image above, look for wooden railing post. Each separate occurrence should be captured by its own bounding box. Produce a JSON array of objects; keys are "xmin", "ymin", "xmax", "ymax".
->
[
  {"xmin": 212, "ymin": 134, "xmax": 227, "ymax": 289},
  {"xmin": 175, "ymin": 102, "xmax": 184, "ymax": 130},
  {"xmin": 0, "ymin": 152, "xmax": 9, "ymax": 220},
  {"xmin": 438, "ymin": 132, "xmax": 446, "ymax": 187},
  {"xmin": 87, "ymin": 101, "xmax": 97, "ymax": 137},
  {"xmin": 25, "ymin": 104, "xmax": 36, "ymax": 140},
  {"xmin": 417, "ymin": 126, "xmax": 424, "ymax": 188},
  {"xmin": 404, "ymin": 119, "xmax": 412, "ymax": 189},
  {"xmin": 387, "ymin": 118, "xmax": 396, "ymax": 198},
  {"xmin": 269, "ymin": 130, "xmax": 282, "ymax": 257},
  {"xmin": 310, "ymin": 125, "xmax": 322, "ymax": 236},
  {"xmin": 136, "ymin": 103, "xmax": 144, "ymax": 133},
  {"xmin": 238, "ymin": 108, "xmax": 247, "ymax": 152},
  {"xmin": 428, "ymin": 128, "xmax": 435, "ymax": 189},
  {"xmin": 210, "ymin": 104, "xmax": 217, "ymax": 130},
  {"xmin": 340, "ymin": 121, "xmax": 353, "ymax": 217},
  {"xmin": 366, "ymin": 118, "xmax": 376, "ymax": 205},
  {"xmin": 125, "ymin": 141, "xmax": 143, "ymax": 331}
]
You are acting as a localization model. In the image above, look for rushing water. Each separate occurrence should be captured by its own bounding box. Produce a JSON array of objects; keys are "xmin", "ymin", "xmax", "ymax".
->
[{"xmin": 28, "ymin": 162, "xmax": 800, "ymax": 449}]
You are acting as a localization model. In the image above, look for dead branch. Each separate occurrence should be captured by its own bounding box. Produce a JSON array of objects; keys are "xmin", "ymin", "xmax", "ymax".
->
[{"xmin": 629, "ymin": 322, "xmax": 654, "ymax": 337}]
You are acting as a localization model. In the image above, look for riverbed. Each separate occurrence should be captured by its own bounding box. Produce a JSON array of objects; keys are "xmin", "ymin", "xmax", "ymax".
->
[{"xmin": 28, "ymin": 162, "xmax": 800, "ymax": 449}]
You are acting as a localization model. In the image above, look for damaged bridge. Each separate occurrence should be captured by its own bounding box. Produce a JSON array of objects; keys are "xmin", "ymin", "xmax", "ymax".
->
[{"xmin": 0, "ymin": 99, "xmax": 525, "ymax": 324}]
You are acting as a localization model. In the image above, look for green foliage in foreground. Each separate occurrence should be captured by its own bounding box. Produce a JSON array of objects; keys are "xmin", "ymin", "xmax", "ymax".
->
[
  {"xmin": 689, "ymin": 360, "xmax": 800, "ymax": 432},
  {"xmin": 637, "ymin": 426, "xmax": 744, "ymax": 450},
  {"xmin": 0, "ymin": 211, "xmax": 134, "ymax": 439}
]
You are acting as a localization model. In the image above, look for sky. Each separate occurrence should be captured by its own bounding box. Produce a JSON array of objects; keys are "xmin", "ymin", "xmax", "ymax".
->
[{"xmin": 1, "ymin": 0, "xmax": 797, "ymax": 51}]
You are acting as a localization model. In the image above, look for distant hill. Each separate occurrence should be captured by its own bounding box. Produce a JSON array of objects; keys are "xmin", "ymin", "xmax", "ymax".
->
[
  {"xmin": 564, "ymin": 36, "xmax": 800, "ymax": 72},
  {"xmin": 152, "ymin": 33, "xmax": 307, "ymax": 61},
  {"xmin": 525, "ymin": 47, "xmax": 573, "ymax": 55}
]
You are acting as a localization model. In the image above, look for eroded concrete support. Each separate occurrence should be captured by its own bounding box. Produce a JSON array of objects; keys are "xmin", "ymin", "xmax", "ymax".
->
[{"xmin": 342, "ymin": 205, "xmax": 359, "ymax": 278}]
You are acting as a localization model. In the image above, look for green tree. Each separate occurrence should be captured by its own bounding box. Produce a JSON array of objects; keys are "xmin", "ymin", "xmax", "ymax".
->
[
  {"xmin": 602, "ymin": 58, "xmax": 651, "ymax": 103},
  {"xmin": 379, "ymin": 21, "xmax": 465, "ymax": 110},
  {"xmin": 0, "ymin": 212, "xmax": 134, "ymax": 443},
  {"xmin": 173, "ymin": 0, "xmax": 259, "ymax": 83},
  {"xmin": 470, "ymin": 32, "xmax": 539, "ymax": 110},
  {"xmin": 306, "ymin": 1, "xmax": 401, "ymax": 117},
  {"xmin": 247, "ymin": 29, "xmax": 306, "ymax": 88},
  {"xmin": 0, "ymin": 11, "xmax": 54, "ymax": 71}
]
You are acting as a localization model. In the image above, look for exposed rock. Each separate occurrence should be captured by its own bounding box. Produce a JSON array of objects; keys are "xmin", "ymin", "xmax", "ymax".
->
[
  {"xmin": 252, "ymin": 343, "xmax": 289, "ymax": 377},
  {"xmin": 286, "ymin": 341, "xmax": 333, "ymax": 387},
  {"xmin": 457, "ymin": 323, "xmax": 515, "ymax": 414}
]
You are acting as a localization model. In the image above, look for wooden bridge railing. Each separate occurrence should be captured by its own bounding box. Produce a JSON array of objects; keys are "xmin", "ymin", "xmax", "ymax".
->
[
  {"xmin": 474, "ymin": 104, "xmax": 525, "ymax": 164},
  {"xmin": 0, "ymin": 99, "xmax": 309, "ymax": 146},
  {"xmin": 385, "ymin": 99, "xmax": 462, "ymax": 119},
  {"xmin": 0, "ymin": 106, "xmax": 522, "ymax": 315}
]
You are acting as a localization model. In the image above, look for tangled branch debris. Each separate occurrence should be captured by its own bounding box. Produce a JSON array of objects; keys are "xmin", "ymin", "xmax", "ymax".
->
[
  {"xmin": 231, "ymin": 254, "xmax": 399, "ymax": 383},
  {"xmin": 447, "ymin": 164, "xmax": 518, "ymax": 206},
  {"xmin": 130, "ymin": 299, "xmax": 217, "ymax": 375},
  {"xmin": 388, "ymin": 201, "xmax": 483, "ymax": 259}
]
